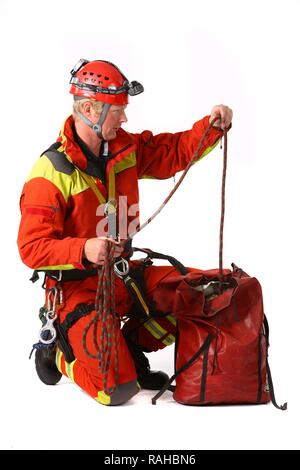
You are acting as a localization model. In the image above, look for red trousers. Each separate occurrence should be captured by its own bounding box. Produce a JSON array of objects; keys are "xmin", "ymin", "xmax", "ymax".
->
[{"xmin": 55, "ymin": 264, "xmax": 195, "ymax": 405}]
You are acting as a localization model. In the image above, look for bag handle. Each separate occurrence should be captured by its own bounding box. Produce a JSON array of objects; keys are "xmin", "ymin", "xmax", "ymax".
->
[{"xmin": 132, "ymin": 247, "xmax": 188, "ymax": 275}]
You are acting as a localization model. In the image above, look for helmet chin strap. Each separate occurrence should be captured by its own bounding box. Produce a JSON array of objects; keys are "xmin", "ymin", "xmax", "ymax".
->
[{"xmin": 77, "ymin": 103, "xmax": 111, "ymax": 139}]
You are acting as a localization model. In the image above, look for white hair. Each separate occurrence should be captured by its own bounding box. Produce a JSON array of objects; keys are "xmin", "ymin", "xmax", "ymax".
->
[{"xmin": 72, "ymin": 99, "xmax": 103, "ymax": 121}]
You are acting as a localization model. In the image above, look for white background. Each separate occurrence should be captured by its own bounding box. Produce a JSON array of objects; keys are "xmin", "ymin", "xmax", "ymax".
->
[{"xmin": 0, "ymin": 0, "xmax": 299, "ymax": 451}]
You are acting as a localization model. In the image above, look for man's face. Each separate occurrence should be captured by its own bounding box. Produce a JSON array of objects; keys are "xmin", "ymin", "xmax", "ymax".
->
[{"xmin": 101, "ymin": 104, "xmax": 128, "ymax": 141}]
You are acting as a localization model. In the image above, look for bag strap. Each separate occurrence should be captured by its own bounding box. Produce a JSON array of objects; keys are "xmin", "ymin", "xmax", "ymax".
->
[
  {"xmin": 133, "ymin": 247, "xmax": 188, "ymax": 275},
  {"xmin": 263, "ymin": 316, "xmax": 287, "ymax": 410},
  {"xmin": 151, "ymin": 333, "xmax": 214, "ymax": 405}
]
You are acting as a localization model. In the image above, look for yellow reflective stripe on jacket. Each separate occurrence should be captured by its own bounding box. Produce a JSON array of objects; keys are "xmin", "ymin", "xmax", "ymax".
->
[
  {"xmin": 27, "ymin": 155, "xmax": 90, "ymax": 203},
  {"xmin": 162, "ymin": 334, "xmax": 175, "ymax": 346},
  {"xmin": 35, "ymin": 264, "xmax": 76, "ymax": 270},
  {"xmin": 95, "ymin": 390, "xmax": 111, "ymax": 405},
  {"xmin": 143, "ymin": 318, "xmax": 167, "ymax": 339},
  {"xmin": 166, "ymin": 314, "xmax": 176, "ymax": 326},
  {"xmin": 55, "ymin": 349, "xmax": 77, "ymax": 382},
  {"xmin": 55, "ymin": 349, "xmax": 63, "ymax": 373},
  {"xmin": 196, "ymin": 138, "xmax": 220, "ymax": 161},
  {"xmin": 143, "ymin": 318, "xmax": 175, "ymax": 345},
  {"xmin": 140, "ymin": 175, "xmax": 156, "ymax": 180},
  {"xmin": 65, "ymin": 359, "xmax": 76, "ymax": 382},
  {"xmin": 114, "ymin": 152, "xmax": 136, "ymax": 174}
]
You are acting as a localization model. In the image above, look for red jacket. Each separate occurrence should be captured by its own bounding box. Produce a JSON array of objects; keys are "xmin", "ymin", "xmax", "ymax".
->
[{"xmin": 18, "ymin": 115, "xmax": 222, "ymax": 272}]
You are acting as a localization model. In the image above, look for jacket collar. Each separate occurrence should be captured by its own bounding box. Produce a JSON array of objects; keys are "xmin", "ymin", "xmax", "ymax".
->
[{"xmin": 57, "ymin": 115, "xmax": 136, "ymax": 172}]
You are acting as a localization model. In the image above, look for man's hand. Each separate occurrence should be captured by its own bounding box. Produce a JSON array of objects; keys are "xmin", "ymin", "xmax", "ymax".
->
[
  {"xmin": 83, "ymin": 237, "xmax": 123, "ymax": 265},
  {"xmin": 209, "ymin": 105, "xmax": 233, "ymax": 130}
]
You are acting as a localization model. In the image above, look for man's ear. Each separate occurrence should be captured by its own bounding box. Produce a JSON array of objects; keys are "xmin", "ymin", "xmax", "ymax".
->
[{"xmin": 81, "ymin": 101, "xmax": 92, "ymax": 117}]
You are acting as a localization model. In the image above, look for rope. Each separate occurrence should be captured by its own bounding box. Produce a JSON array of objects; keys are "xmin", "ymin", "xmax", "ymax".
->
[
  {"xmin": 219, "ymin": 129, "xmax": 228, "ymax": 280},
  {"xmin": 82, "ymin": 241, "xmax": 119, "ymax": 395}
]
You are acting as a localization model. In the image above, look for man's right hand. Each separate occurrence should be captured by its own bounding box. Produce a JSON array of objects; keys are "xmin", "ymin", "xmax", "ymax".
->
[{"xmin": 83, "ymin": 237, "xmax": 124, "ymax": 265}]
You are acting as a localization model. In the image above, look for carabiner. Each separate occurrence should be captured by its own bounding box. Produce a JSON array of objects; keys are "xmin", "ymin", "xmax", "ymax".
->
[
  {"xmin": 114, "ymin": 257, "xmax": 129, "ymax": 278},
  {"xmin": 39, "ymin": 288, "xmax": 59, "ymax": 344},
  {"xmin": 47, "ymin": 287, "xmax": 58, "ymax": 313}
]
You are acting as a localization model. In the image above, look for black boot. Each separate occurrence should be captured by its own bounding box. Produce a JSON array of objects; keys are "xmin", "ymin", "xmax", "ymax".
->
[
  {"xmin": 123, "ymin": 332, "xmax": 169, "ymax": 391},
  {"xmin": 35, "ymin": 346, "xmax": 62, "ymax": 385},
  {"xmin": 138, "ymin": 367, "xmax": 169, "ymax": 391}
]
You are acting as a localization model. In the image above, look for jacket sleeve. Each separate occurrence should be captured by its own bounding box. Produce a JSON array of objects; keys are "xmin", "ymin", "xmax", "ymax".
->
[
  {"xmin": 132, "ymin": 115, "xmax": 223, "ymax": 179},
  {"xmin": 17, "ymin": 158, "xmax": 88, "ymax": 271}
]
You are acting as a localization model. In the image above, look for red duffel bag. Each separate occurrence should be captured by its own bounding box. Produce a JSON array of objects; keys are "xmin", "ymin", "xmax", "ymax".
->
[{"xmin": 151, "ymin": 263, "xmax": 286, "ymax": 409}]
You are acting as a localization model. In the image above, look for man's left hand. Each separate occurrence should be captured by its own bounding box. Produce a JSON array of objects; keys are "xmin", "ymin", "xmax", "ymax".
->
[{"xmin": 209, "ymin": 105, "xmax": 233, "ymax": 130}]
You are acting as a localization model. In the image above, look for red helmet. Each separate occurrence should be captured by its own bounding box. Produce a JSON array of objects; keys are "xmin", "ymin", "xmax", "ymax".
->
[{"xmin": 69, "ymin": 59, "xmax": 144, "ymax": 105}]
